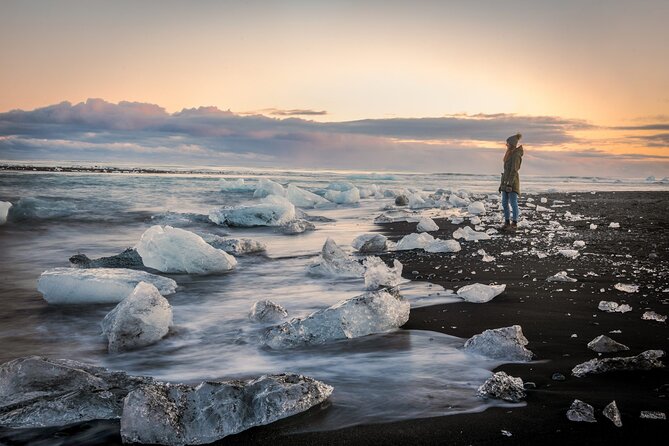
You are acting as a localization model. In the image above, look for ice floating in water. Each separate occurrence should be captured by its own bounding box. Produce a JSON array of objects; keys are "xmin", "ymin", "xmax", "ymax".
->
[
  {"xmin": 587, "ymin": 335, "xmax": 629, "ymax": 353},
  {"xmin": 253, "ymin": 178, "xmax": 285, "ymax": 198},
  {"xmin": 324, "ymin": 185, "xmax": 360, "ymax": 204},
  {"xmin": 101, "ymin": 282, "xmax": 173, "ymax": 353},
  {"xmin": 453, "ymin": 226, "xmax": 491, "ymax": 241},
  {"xmin": 0, "ymin": 201, "xmax": 11, "ymax": 225},
  {"xmin": 547, "ymin": 271, "xmax": 577, "ymax": 282},
  {"xmin": 209, "ymin": 195, "xmax": 296, "ymax": 227},
  {"xmin": 558, "ymin": 249, "xmax": 580, "ymax": 259},
  {"xmin": 641, "ymin": 311, "xmax": 667, "ymax": 322},
  {"xmin": 203, "ymin": 235, "xmax": 266, "ymax": 255},
  {"xmin": 263, "ymin": 290, "xmax": 410, "ymax": 349},
  {"xmin": 136, "ymin": 225, "xmax": 237, "ymax": 274},
  {"xmin": 464, "ymin": 325, "xmax": 534, "ymax": 361},
  {"xmin": 457, "ymin": 283, "xmax": 506, "ymax": 303},
  {"xmin": 37, "ymin": 267, "xmax": 177, "ymax": 304},
  {"xmin": 614, "ymin": 283, "xmax": 639, "ymax": 293},
  {"xmin": 249, "ymin": 300, "xmax": 289, "ymax": 323},
  {"xmin": 598, "ymin": 301, "xmax": 632, "ymax": 313},
  {"xmin": 0, "ymin": 356, "xmax": 154, "ymax": 428},
  {"xmin": 424, "ymin": 238, "xmax": 462, "ymax": 253},
  {"xmin": 351, "ymin": 233, "xmax": 388, "ymax": 252},
  {"xmin": 307, "ymin": 238, "xmax": 365, "ymax": 278},
  {"xmin": 219, "ymin": 178, "xmax": 255, "ymax": 192},
  {"xmin": 572, "ymin": 350, "xmax": 665, "ymax": 377},
  {"xmin": 281, "ymin": 219, "xmax": 316, "ymax": 234},
  {"xmin": 396, "ymin": 232, "xmax": 435, "ymax": 250},
  {"xmin": 477, "ymin": 371, "xmax": 525, "ymax": 402},
  {"xmin": 467, "ymin": 201, "xmax": 486, "ymax": 215},
  {"xmin": 286, "ymin": 184, "xmax": 330, "ymax": 208},
  {"xmin": 416, "ymin": 216, "xmax": 439, "ymax": 232},
  {"xmin": 120, "ymin": 374, "xmax": 333, "ymax": 446},
  {"xmin": 363, "ymin": 257, "xmax": 403, "ymax": 290}
]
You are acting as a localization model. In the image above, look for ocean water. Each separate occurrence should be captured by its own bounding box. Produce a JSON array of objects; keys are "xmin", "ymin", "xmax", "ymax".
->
[{"xmin": 0, "ymin": 168, "xmax": 667, "ymax": 437}]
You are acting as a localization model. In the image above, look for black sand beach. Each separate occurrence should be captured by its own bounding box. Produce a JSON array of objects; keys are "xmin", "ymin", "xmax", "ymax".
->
[{"xmin": 1, "ymin": 192, "xmax": 667, "ymax": 445}]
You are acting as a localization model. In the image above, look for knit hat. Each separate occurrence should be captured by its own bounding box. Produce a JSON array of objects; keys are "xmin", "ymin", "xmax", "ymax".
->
[{"xmin": 506, "ymin": 133, "xmax": 522, "ymax": 149}]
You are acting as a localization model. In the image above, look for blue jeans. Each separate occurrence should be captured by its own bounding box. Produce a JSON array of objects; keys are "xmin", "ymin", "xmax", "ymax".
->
[{"xmin": 502, "ymin": 191, "xmax": 519, "ymax": 222}]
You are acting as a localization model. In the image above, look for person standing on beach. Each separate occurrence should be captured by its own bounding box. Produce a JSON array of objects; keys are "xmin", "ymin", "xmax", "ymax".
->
[{"xmin": 499, "ymin": 133, "xmax": 523, "ymax": 231}]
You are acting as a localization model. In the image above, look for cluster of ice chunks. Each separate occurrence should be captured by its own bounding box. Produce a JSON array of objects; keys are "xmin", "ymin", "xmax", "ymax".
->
[
  {"xmin": 351, "ymin": 233, "xmax": 388, "ymax": 253},
  {"xmin": 101, "ymin": 282, "xmax": 173, "ymax": 353},
  {"xmin": 477, "ymin": 371, "xmax": 525, "ymax": 402},
  {"xmin": 457, "ymin": 283, "xmax": 506, "ymax": 303},
  {"xmin": 571, "ymin": 350, "xmax": 665, "ymax": 377},
  {"xmin": 249, "ymin": 300, "xmax": 289, "ymax": 323},
  {"xmin": 307, "ymin": 238, "xmax": 365, "ymax": 278},
  {"xmin": 363, "ymin": 257, "xmax": 403, "ymax": 290},
  {"xmin": 263, "ymin": 289, "xmax": 410, "ymax": 349},
  {"xmin": 136, "ymin": 225, "xmax": 237, "ymax": 274},
  {"xmin": 37, "ymin": 267, "xmax": 177, "ymax": 304},
  {"xmin": 286, "ymin": 184, "xmax": 330, "ymax": 208},
  {"xmin": 463, "ymin": 325, "xmax": 534, "ymax": 361},
  {"xmin": 209, "ymin": 195, "xmax": 296, "ymax": 227}
]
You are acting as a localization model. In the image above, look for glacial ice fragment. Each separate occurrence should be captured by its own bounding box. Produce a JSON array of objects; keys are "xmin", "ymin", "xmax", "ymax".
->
[
  {"xmin": 307, "ymin": 238, "xmax": 365, "ymax": 278},
  {"xmin": 0, "ymin": 201, "xmax": 11, "ymax": 225},
  {"xmin": 598, "ymin": 301, "xmax": 632, "ymax": 313},
  {"xmin": 364, "ymin": 257, "xmax": 403, "ymax": 290},
  {"xmin": 464, "ymin": 325, "xmax": 533, "ymax": 361},
  {"xmin": 286, "ymin": 184, "xmax": 330, "ymax": 208},
  {"xmin": 249, "ymin": 300, "xmax": 289, "ymax": 323},
  {"xmin": 395, "ymin": 232, "xmax": 435, "ymax": 250},
  {"xmin": 567, "ymin": 399, "xmax": 597, "ymax": 423},
  {"xmin": 571, "ymin": 350, "xmax": 665, "ymax": 377},
  {"xmin": 416, "ymin": 216, "xmax": 439, "ymax": 232},
  {"xmin": 587, "ymin": 335, "xmax": 629, "ymax": 353},
  {"xmin": 253, "ymin": 178, "xmax": 285, "ymax": 198},
  {"xmin": 424, "ymin": 238, "xmax": 461, "ymax": 253},
  {"xmin": 639, "ymin": 411, "xmax": 666, "ymax": 420},
  {"xmin": 603, "ymin": 401, "xmax": 622, "ymax": 427},
  {"xmin": 209, "ymin": 195, "xmax": 296, "ymax": 227},
  {"xmin": 453, "ymin": 226, "xmax": 491, "ymax": 241},
  {"xmin": 203, "ymin": 235, "xmax": 266, "ymax": 255},
  {"xmin": 351, "ymin": 233, "xmax": 388, "ymax": 252},
  {"xmin": 641, "ymin": 311, "xmax": 667, "ymax": 322},
  {"xmin": 546, "ymin": 271, "xmax": 577, "ymax": 282},
  {"xmin": 324, "ymin": 184, "xmax": 360, "ymax": 204},
  {"xmin": 457, "ymin": 283, "xmax": 506, "ymax": 303},
  {"xmin": 219, "ymin": 178, "xmax": 255, "ymax": 192},
  {"xmin": 558, "ymin": 249, "xmax": 579, "ymax": 259},
  {"xmin": 477, "ymin": 371, "xmax": 525, "ymax": 402},
  {"xmin": 281, "ymin": 219, "xmax": 315, "ymax": 234},
  {"xmin": 467, "ymin": 201, "xmax": 486, "ymax": 215},
  {"xmin": 614, "ymin": 283, "xmax": 639, "ymax": 293}
]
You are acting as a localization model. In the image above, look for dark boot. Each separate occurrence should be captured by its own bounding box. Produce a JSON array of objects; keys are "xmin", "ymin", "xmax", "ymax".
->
[
  {"xmin": 501, "ymin": 220, "xmax": 510, "ymax": 231},
  {"xmin": 509, "ymin": 221, "xmax": 518, "ymax": 232}
]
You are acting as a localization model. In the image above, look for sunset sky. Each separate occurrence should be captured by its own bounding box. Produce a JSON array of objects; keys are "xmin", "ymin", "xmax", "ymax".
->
[{"xmin": 1, "ymin": 0, "xmax": 668, "ymax": 176}]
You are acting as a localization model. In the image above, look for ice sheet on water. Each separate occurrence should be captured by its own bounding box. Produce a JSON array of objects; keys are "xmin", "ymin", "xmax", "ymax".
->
[
  {"xmin": 120, "ymin": 374, "xmax": 333, "ymax": 446},
  {"xmin": 363, "ymin": 257, "xmax": 403, "ymax": 290},
  {"xmin": 416, "ymin": 216, "xmax": 439, "ymax": 232},
  {"xmin": 220, "ymin": 178, "xmax": 255, "ymax": 192},
  {"xmin": 0, "ymin": 201, "xmax": 11, "ymax": 225},
  {"xmin": 351, "ymin": 233, "xmax": 388, "ymax": 252},
  {"xmin": 253, "ymin": 178, "xmax": 285, "ymax": 198},
  {"xmin": 467, "ymin": 201, "xmax": 486, "ymax": 215},
  {"xmin": 614, "ymin": 283, "xmax": 638, "ymax": 293},
  {"xmin": 453, "ymin": 226, "xmax": 491, "ymax": 241},
  {"xmin": 464, "ymin": 325, "xmax": 534, "ymax": 361},
  {"xmin": 307, "ymin": 238, "xmax": 365, "ymax": 278},
  {"xmin": 286, "ymin": 184, "xmax": 330, "ymax": 208},
  {"xmin": 209, "ymin": 195, "xmax": 296, "ymax": 227},
  {"xmin": 37, "ymin": 267, "xmax": 177, "ymax": 304},
  {"xmin": 249, "ymin": 300, "xmax": 289, "ymax": 323},
  {"xmin": 263, "ymin": 290, "xmax": 410, "ymax": 349},
  {"xmin": 424, "ymin": 238, "xmax": 461, "ymax": 253},
  {"xmin": 136, "ymin": 225, "xmax": 237, "ymax": 274},
  {"xmin": 101, "ymin": 282, "xmax": 173, "ymax": 353},
  {"xmin": 457, "ymin": 283, "xmax": 506, "ymax": 303},
  {"xmin": 396, "ymin": 232, "xmax": 435, "ymax": 250}
]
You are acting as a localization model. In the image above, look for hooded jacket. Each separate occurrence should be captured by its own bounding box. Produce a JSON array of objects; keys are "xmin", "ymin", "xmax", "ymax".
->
[{"xmin": 499, "ymin": 145, "xmax": 524, "ymax": 194}]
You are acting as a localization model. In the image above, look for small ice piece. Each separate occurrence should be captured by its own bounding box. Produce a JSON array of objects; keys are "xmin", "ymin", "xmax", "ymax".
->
[
  {"xmin": 204, "ymin": 236, "xmax": 266, "ymax": 255},
  {"xmin": 351, "ymin": 233, "xmax": 388, "ymax": 253},
  {"xmin": 540, "ymin": 197, "xmax": 547, "ymax": 204},
  {"xmin": 614, "ymin": 283, "xmax": 639, "ymax": 293},
  {"xmin": 307, "ymin": 238, "xmax": 365, "ymax": 277},
  {"xmin": 416, "ymin": 216, "xmax": 439, "ymax": 232},
  {"xmin": 573, "ymin": 240, "xmax": 586, "ymax": 248},
  {"xmin": 396, "ymin": 232, "xmax": 435, "ymax": 250},
  {"xmin": 363, "ymin": 257, "xmax": 403, "ymax": 290},
  {"xmin": 609, "ymin": 222, "xmax": 620, "ymax": 228},
  {"xmin": 286, "ymin": 184, "xmax": 330, "ymax": 208},
  {"xmin": 0, "ymin": 201, "xmax": 12, "ymax": 225},
  {"xmin": 450, "ymin": 217, "xmax": 464, "ymax": 224},
  {"xmin": 424, "ymin": 238, "xmax": 462, "ymax": 253},
  {"xmin": 219, "ymin": 178, "xmax": 255, "ymax": 192},
  {"xmin": 249, "ymin": 300, "xmax": 289, "ymax": 323},
  {"xmin": 558, "ymin": 249, "xmax": 579, "ymax": 259},
  {"xmin": 263, "ymin": 290, "xmax": 410, "ymax": 349},
  {"xmin": 37, "ymin": 268, "xmax": 177, "ymax": 304},
  {"xmin": 598, "ymin": 301, "xmax": 632, "ymax": 313},
  {"xmin": 640, "ymin": 411, "xmax": 666, "ymax": 420},
  {"xmin": 0, "ymin": 356, "xmax": 154, "ymax": 428},
  {"xmin": 136, "ymin": 225, "xmax": 237, "ymax": 274},
  {"xmin": 571, "ymin": 350, "xmax": 665, "ymax": 377},
  {"xmin": 281, "ymin": 219, "xmax": 316, "ymax": 234},
  {"xmin": 464, "ymin": 325, "xmax": 534, "ymax": 361},
  {"xmin": 603, "ymin": 401, "xmax": 622, "ymax": 427},
  {"xmin": 567, "ymin": 399, "xmax": 597, "ymax": 423},
  {"xmin": 467, "ymin": 201, "xmax": 486, "ymax": 215},
  {"xmin": 501, "ymin": 430, "xmax": 512, "ymax": 437},
  {"xmin": 408, "ymin": 192, "xmax": 433, "ymax": 209},
  {"xmin": 324, "ymin": 183, "xmax": 360, "ymax": 204},
  {"xmin": 535, "ymin": 205, "xmax": 551, "ymax": 212},
  {"xmin": 501, "ymin": 251, "xmax": 513, "ymax": 256},
  {"xmin": 120, "ymin": 374, "xmax": 333, "ymax": 446},
  {"xmin": 590, "ymin": 224, "xmax": 598, "ymax": 230},
  {"xmin": 101, "ymin": 282, "xmax": 173, "ymax": 353},
  {"xmin": 641, "ymin": 311, "xmax": 667, "ymax": 322},
  {"xmin": 209, "ymin": 195, "xmax": 296, "ymax": 227},
  {"xmin": 253, "ymin": 178, "xmax": 285, "ymax": 198},
  {"xmin": 587, "ymin": 335, "xmax": 630, "ymax": 353},
  {"xmin": 477, "ymin": 371, "xmax": 525, "ymax": 402},
  {"xmin": 457, "ymin": 283, "xmax": 506, "ymax": 303},
  {"xmin": 453, "ymin": 226, "xmax": 491, "ymax": 241},
  {"xmin": 547, "ymin": 271, "xmax": 577, "ymax": 282}
]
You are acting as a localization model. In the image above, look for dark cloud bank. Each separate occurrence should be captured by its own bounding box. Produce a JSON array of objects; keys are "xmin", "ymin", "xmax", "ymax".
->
[{"xmin": 1, "ymin": 99, "xmax": 667, "ymax": 177}]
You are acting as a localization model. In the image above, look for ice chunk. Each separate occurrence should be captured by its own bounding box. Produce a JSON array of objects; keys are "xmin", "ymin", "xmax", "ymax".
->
[
  {"xmin": 598, "ymin": 301, "xmax": 631, "ymax": 313},
  {"xmin": 0, "ymin": 201, "xmax": 11, "ymax": 225},
  {"xmin": 424, "ymin": 238, "xmax": 461, "ymax": 253},
  {"xmin": 587, "ymin": 335, "xmax": 629, "ymax": 353},
  {"xmin": 286, "ymin": 184, "xmax": 330, "ymax": 208},
  {"xmin": 464, "ymin": 325, "xmax": 533, "ymax": 361},
  {"xmin": 477, "ymin": 249, "xmax": 495, "ymax": 262},
  {"xmin": 358, "ymin": 184, "xmax": 381, "ymax": 198},
  {"xmin": 453, "ymin": 226, "xmax": 491, "ymax": 241},
  {"xmin": 203, "ymin": 235, "xmax": 266, "ymax": 255},
  {"xmin": 351, "ymin": 233, "xmax": 388, "ymax": 253},
  {"xmin": 614, "ymin": 283, "xmax": 639, "ymax": 293},
  {"xmin": 253, "ymin": 178, "xmax": 285, "ymax": 198},
  {"xmin": 641, "ymin": 311, "xmax": 667, "ymax": 322},
  {"xmin": 477, "ymin": 371, "xmax": 525, "ymax": 402},
  {"xmin": 590, "ymin": 223, "xmax": 598, "ymax": 230},
  {"xmin": 69, "ymin": 248, "xmax": 144, "ymax": 269},
  {"xmin": 121, "ymin": 374, "xmax": 332, "ymax": 446},
  {"xmin": 609, "ymin": 222, "xmax": 620, "ymax": 228},
  {"xmin": 209, "ymin": 195, "xmax": 296, "ymax": 227},
  {"xmin": 535, "ymin": 205, "xmax": 551, "ymax": 212},
  {"xmin": 396, "ymin": 232, "xmax": 435, "ymax": 250},
  {"xmin": 249, "ymin": 300, "xmax": 288, "ymax": 323},
  {"xmin": 572, "ymin": 350, "xmax": 665, "ymax": 377},
  {"xmin": 364, "ymin": 257, "xmax": 403, "ymax": 290},
  {"xmin": 540, "ymin": 197, "xmax": 548, "ymax": 203},
  {"xmin": 469, "ymin": 215, "xmax": 481, "ymax": 225},
  {"xmin": 136, "ymin": 225, "xmax": 237, "ymax": 274},
  {"xmin": 467, "ymin": 201, "xmax": 486, "ymax": 215},
  {"xmin": 0, "ymin": 356, "xmax": 153, "ymax": 428},
  {"xmin": 416, "ymin": 216, "xmax": 439, "ymax": 232},
  {"xmin": 263, "ymin": 290, "xmax": 410, "ymax": 349},
  {"xmin": 449, "ymin": 194, "xmax": 469, "ymax": 207},
  {"xmin": 640, "ymin": 411, "xmax": 666, "ymax": 420},
  {"xmin": 567, "ymin": 399, "xmax": 597, "ymax": 423},
  {"xmin": 450, "ymin": 217, "xmax": 464, "ymax": 224},
  {"xmin": 457, "ymin": 283, "xmax": 506, "ymax": 303},
  {"xmin": 603, "ymin": 401, "xmax": 622, "ymax": 427},
  {"xmin": 220, "ymin": 178, "xmax": 255, "ymax": 192},
  {"xmin": 558, "ymin": 249, "xmax": 579, "ymax": 259},
  {"xmin": 307, "ymin": 238, "xmax": 365, "ymax": 277},
  {"xmin": 101, "ymin": 282, "xmax": 173, "ymax": 353},
  {"xmin": 573, "ymin": 240, "xmax": 586, "ymax": 248},
  {"xmin": 324, "ymin": 186, "xmax": 360, "ymax": 204},
  {"xmin": 281, "ymin": 219, "xmax": 315, "ymax": 234},
  {"xmin": 547, "ymin": 271, "xmax": 577, "ymax": 282},
  {"xmin": 37, "ymin": 267, "xmax": 177, "ymax": 304}
]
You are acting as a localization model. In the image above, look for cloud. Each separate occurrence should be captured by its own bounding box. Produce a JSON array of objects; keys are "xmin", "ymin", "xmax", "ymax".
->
[{"xmin": 251, "ymin": 108, "xmax": 328, "ymax": 116}]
